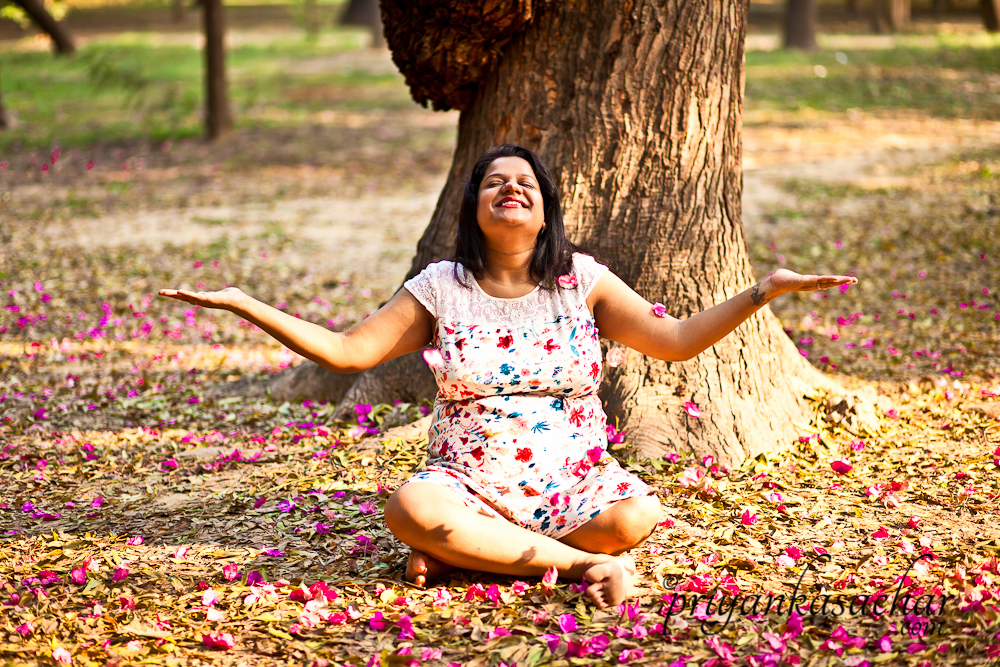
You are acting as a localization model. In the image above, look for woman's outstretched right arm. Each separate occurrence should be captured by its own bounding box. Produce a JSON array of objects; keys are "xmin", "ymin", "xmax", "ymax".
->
[{"xmin": 158, "ymin": 286, "xmax": 434, "ymax": 373}]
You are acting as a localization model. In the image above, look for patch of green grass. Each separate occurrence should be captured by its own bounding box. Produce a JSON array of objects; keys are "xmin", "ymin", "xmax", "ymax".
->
[
  {"xmin": 746, "ymin": 33, "xmax": 1000, "ymax": 119},
  {"xmin": 0, "ymin": 28, "xmax": 403, "ymax": 151},
  {"xmin": 782, "ymin": 179, "xmax": 899, "ymax": 200}
]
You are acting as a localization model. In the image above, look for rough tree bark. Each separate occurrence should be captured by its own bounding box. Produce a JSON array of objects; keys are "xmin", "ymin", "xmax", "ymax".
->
[
  {"xmin": 11, "ymin": 0, "xmax": 76, "ymax": 54},
  {"xmin": 784, "ymin": 0, "xmax": 819, "ymax": 51},
  {"xmin": 983, "ymin": 0, "xmax": 1000, "ymax": 32},
  {"xmin": 203, "ymin": 0, "xmax": 232, "ymax": 140},
  {"xmin": 340, "ymin": 0, "xmax": 386, "ymax": 48},
  {"xmin": 271, "ymin": 0, "xmax": 845, "ymax": 466}
]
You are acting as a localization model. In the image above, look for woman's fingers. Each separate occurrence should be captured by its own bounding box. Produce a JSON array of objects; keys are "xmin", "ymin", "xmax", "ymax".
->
[
  {"xmin": 158, "ymin": 288, "xmax": 240, "ymax": 310},
  {"xmin": 804, "ymin": 275, "xmax": 858, "ymax": 291}
]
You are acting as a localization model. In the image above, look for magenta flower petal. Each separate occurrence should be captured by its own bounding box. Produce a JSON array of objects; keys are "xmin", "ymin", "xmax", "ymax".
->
[
  {"xmin": 558, "ymin": 613, "xmax": 578, "ymax": 633},
  {"xmin": 830, "ymin": 458, "xmax": 853, "ymax": 475},
  {"xmin": 422, "ymin": 348, "xmax": 445, "ymax": 369},
  {"xmin": 202, "ymin": 632, "xmax": 235, "ymax": 650}
]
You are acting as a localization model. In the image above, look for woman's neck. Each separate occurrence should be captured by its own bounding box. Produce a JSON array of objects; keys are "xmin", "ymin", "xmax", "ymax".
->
[{"xmin": 481, "ymin": 243, "xmax": 535, "ymax": 287}]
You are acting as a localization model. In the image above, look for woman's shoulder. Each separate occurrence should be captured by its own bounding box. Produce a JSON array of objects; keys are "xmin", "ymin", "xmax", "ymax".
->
[
  {"xmin": 409, "ymin": 260, "xmax": 461, "ymax": 283},
  {"xmin": 570, "ymin": 252, "xmax": 610, "ymax": 296},
  {"xmin": 571, "ymin": 252, "xmax": 607, "ymax": 272}
]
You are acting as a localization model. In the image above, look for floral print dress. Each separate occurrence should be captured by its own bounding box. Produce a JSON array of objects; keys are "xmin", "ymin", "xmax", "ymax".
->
[{"xmin": 401, "ymin": 253, "xmax": 650, "ymax": 539}]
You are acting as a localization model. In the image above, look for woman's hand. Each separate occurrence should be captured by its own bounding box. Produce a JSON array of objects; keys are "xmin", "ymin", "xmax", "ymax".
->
[
  {"xmin": 158, "ymin": 286, "xmax": 247, "ymax": 312},
  {"xmin": 591, "ymin": 267, "xmax": 860, "ymax": 363},
  {"xmin": 764, "ymin": 268, "xmax": 858, "ymax": 301},
  {"xmin": 158, "ymin": 285, "xmax": 434, "ymax": 374}
]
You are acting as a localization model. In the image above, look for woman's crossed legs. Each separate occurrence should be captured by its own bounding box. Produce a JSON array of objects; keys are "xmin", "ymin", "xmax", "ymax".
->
[{"xmin": 384, "ymin": 482, "xmax": 662, "ymax": 608}]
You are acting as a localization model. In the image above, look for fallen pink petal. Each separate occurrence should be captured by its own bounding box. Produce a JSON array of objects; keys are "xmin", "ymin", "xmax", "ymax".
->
[
  {"xmin": 830, "ymin": 458, "xmax": 853, "ymax": 474},
  {"xmin": 202, "ymin": 632, "xmax": 235, "ymax": 650}
]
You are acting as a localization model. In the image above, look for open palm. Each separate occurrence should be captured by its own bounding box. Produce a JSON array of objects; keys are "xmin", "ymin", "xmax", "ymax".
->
[
  {"xmin": 158, "ymin": 286, "xmax": 247, "ymax": 311},
  {"xmin": 768, "ymin": 268, "xmax": 858, "ymax": 295}
]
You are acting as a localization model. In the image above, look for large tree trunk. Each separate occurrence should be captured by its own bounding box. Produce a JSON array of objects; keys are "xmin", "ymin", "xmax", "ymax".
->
[
  {"xmin": 11, "ymin": 0, "xmax": 76, "ymax": 54},
  {"xmin": 340, "ymin": 0, "xmax": 385, "ymax": 48},
  {"xmin": 784, "ymin": 0, "xmax": 819, "ymax": 51},
  {"xmin": 983, "ymin": 0, "xmax": 1000, "ymax": 32},
  {"xmin": 308, "ymin": 0, "xmax": 832, "ymax": 467},
  {"xmin": 203, "ymin": 0, "xmax": 232, "ymax": 140}
]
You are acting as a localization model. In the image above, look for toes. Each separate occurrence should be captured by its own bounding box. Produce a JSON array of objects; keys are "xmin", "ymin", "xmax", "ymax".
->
[
  {"xmin": 405, "ymin": 551, "xmax": 429, "ymax": 587},
  {"xmin": 585, "ymin": 582, "xmax": 608, "ymax": 609}
]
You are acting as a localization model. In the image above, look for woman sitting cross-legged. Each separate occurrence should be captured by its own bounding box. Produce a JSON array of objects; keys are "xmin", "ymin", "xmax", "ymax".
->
[{"xmin": 161, "ymin": 144, "xmax": 857, "ymax": 608}]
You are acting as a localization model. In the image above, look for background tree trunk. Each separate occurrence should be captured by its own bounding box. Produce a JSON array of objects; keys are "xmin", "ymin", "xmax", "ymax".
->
[
  {"xmin": 846, "ymin": 0, "xmax": 862, "ymax": 15},
  {"xmin": 172, "ymin": 0, "xmax": 186, "ymax": 23},
  {"xmin": 873, "ymin": 0, "xmax": 910, "ymax": 32},
  {"xmin": 315, "ymin": 0, "xmax": 837, "ymax": 467},
  {"xmin": 0, "ymin": 66, "xmax": 9, "ymax": 129},
  {"xmin": 339, "ymin": 0, "xmax": 385, "ymax": 48},
  {"xmin": 784, "ymin": 0, "xmax": 819, "ymax": 51},
  {"xmin": 203, "ymin": 0, "xmax": 232, "ymax": 140},
  {"xmin": 303, "ymin": 0, "xmax": 321, "ymax": 40},
  {"xmin": 11, "ymin": 0, "xmax": 76, "ymax": 54},
  {"xmin": 983, "ymin": 0, "xmax": 1000, "ymax": 32}
]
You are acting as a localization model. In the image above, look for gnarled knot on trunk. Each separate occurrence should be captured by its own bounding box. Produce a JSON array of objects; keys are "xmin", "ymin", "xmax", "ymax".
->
[
  {"xmin": 823, "ymin": 386, "xmax": 895, "ymax": 435},
  {"xmin": 381, "ymin": 0, "xmax": 538, "ymax": 110}
]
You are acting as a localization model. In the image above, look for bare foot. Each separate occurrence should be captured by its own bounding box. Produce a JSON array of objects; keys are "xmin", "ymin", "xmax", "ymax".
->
[
  {"xmin": 405, "ymin": 549, "xmax": 457, "ymax": 587},
  {"xmin": 582, "ymin": 556, "xmax": 637, "ymax": 609}
]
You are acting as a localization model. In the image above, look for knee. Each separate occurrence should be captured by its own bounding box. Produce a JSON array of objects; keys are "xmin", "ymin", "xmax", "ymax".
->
[
  {"xmin": 384, "ymin": 485, "xmax": 417, "ymax": 539},
  {"xmin": 614, "ymin": 495, "xmax": 662, "ymax": 550},
  {"xmin": 384, "ymin": 483, "xmax": 439, "ymax": 542}
]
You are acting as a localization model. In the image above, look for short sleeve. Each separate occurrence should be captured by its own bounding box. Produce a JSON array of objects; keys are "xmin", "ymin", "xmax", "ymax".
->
[
  {"xmin": 572, "ymin": 253, "xmax": 609, "ymax": 298},
  {"xmin": 403, "ymin": 261, "xmax": 449, "ymax": 318}
]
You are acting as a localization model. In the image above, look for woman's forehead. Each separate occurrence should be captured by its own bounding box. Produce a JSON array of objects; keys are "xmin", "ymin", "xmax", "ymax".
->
[{"xmin": 484, "ymin": 156, "xmax": 536, "ymax": 180}]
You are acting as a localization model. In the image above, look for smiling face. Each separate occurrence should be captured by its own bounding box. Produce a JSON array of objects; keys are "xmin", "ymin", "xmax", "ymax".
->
[{"xmin": 475, "ymin": 156, "xmax": 546, "ymax": 246}]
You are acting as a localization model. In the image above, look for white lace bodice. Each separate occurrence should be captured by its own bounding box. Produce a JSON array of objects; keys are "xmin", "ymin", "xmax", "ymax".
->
[{"xmin": 403, "ymin": 253, "xmax": 608, "ymax": 327}]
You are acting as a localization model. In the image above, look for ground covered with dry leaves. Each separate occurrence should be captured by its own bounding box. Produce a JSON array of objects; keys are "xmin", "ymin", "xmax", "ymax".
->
[{"xmin": 3, "ymin": 26, "xmax": 1000, "ymax": 667}]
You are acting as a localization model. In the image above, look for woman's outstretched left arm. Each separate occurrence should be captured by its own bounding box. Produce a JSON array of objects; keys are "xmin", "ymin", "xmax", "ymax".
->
[{"xmin": 590, "ymin": 268, "xmax": 857, "ymax": 362}]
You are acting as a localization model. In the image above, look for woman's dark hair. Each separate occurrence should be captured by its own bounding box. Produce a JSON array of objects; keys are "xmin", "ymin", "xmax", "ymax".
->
[{"xmin": 454, "ymin": 144, "xmax": 584, "ymax": 290}]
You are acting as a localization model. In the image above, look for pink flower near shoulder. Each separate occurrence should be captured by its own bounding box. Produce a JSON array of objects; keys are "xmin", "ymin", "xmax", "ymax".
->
[
  {"xmin": 606, "ymin": 347, "xmax": 626, "ymax": 368},
  {"xmin": 652, "ymin": 302, "xmax": 667, "ymax": 317},
  {"xmin": 422, "ymin": 348, "xmax": 444, "ymax": 369},
  {"xmin": 557, "ymin": 274, "xmax": 578, "ymax": 288}
]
